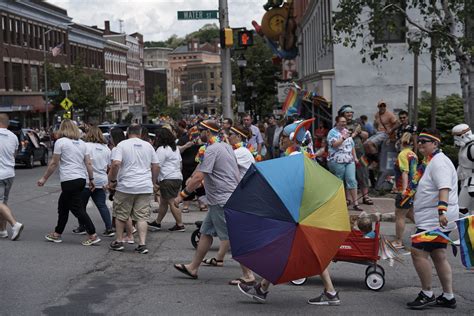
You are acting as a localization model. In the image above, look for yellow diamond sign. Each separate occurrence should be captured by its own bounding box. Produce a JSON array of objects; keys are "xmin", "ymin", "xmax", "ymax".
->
[{"xmin": 60, "ymin": 97, "xmax": 73, "ymax": 111}]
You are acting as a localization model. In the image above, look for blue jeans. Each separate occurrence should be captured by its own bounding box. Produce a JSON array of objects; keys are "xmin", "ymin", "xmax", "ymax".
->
[{"xmin": 79, "ymin": 188, "xmax": 112, "ymax": 230}]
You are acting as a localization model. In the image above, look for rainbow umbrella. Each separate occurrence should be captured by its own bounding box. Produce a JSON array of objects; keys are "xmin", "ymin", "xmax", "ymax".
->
[{"xmin": 224, "ymin": 154, "xmax": 350, "ymax": 284}]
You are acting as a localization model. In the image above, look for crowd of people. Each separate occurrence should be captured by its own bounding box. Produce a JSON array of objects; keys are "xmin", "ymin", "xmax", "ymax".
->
[{"xmin": 1, "ymin": 97, "xmax": 472, "ymax": 309}]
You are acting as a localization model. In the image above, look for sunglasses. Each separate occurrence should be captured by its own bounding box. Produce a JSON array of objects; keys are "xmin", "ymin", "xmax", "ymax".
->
[{"xmin": 417, "ymin": 139, "xmax": 433, "ymax": 144}]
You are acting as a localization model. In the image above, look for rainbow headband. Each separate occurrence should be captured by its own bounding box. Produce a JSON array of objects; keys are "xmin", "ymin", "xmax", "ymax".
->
[
  {"xmin": 418, "ymin": 132, "xmax": 441, "ymax": 143},
  {"xmin": 230, "ymin": 127, "xmax": 248, "ymax": 139},
  {"xmin": 199, "ymin": 121, "xmax": 219, "ymax": 133}
]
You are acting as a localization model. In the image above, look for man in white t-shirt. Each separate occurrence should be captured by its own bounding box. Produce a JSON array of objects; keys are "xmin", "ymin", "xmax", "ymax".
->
[
  {"xmin": 0, "ymin": 113, "xmax": 24, "ymax": 241},
  {"xmin": 107, "ymin": 124, "xmax": 159, "ymax": 254}
]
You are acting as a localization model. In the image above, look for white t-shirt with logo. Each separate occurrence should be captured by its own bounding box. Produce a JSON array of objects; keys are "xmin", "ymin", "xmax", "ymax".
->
[
  {"xmin": 234, "ymin": 147, "xmax": 255, "ymax": 180},
  {"xmin": 86, "ymin": 142, "xmax": 111, "ymax": 188},
  {"xmin": 0, "ymin": 128, "xmax": 19, "ymax": 180},
  {"xmin": 413, "ymin": 153, "xmax": 459, "ymax": 232},
  {"xmin": 155, "ymin": 145, "xmax": 182, "ymax": 182},
  {"xmin": 53, "ymin": 137, "xmax": 88, "ymax": 182},
  {"xmin": 111, "ymin": 137, "xmax": 158, "ymax": 194}
]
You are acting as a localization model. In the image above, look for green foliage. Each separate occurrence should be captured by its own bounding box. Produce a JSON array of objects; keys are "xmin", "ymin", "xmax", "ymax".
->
[
  {"xmin": 186, "ymin": 23, "xmax": 220, "ymax": 43},
  {"xmin": 231, "ymin": 35, "xmax": 279, "ymax": 117},
  {"xmin": 417, "ymin": 92, "xmax": 464, "ymax": 163},
  {"xmin": 123, "ymin": 113, "xmax": 134, "ymax": 124},
  {"xmin": 159, "ymin": 104, "xmax": 182, "ymax": 120},
  {"xmin": 147, "ymin": 86, "xmax": 167, "ymax": 118}
]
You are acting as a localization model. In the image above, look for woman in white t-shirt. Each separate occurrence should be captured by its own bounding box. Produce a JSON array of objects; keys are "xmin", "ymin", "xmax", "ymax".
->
[
  {"xmin": 37, "ymin": 119, "xmax": 100, "ymax": 246},
  {"xmin": 72, "ymin": 126, "xmax": 113, "ymax": 237},
  {"xmin": 148, "ymin": 127, "xmax": 184, "ymax": 232},
  {"xmin": 407, "ymin": 129, "xmax": 459, "ymax": 309}
]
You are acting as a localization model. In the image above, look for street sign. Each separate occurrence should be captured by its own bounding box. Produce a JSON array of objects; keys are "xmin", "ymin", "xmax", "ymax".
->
[
  {"xmin": 60, "ymin": 97, "xmax": 73, "ymax": 111},
  {"xmin": 177, "ymin": 10, "xmax": 218, "ymax": 20},
  {"xmin": 237, "ymin": 101, "xmax": 245, "ymax": 113},
  {"xmin": 63, "ymin": 111, "xmax": 71, "ymax": 119},
  {"xmin": 46, "ymin": 91, "xmax": 59, "ymax": 96},
  {"xmin": 60, "ymin": 82, "xmax": 70, "ymax": 91}
]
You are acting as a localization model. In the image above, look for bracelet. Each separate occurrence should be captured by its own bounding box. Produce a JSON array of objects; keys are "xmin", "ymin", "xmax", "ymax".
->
[
  {"xmin": 438, "ymin": 201, "xmax": 448, "ymax": 215},
  {"xmin": 89, "ymin": 178, "xmax": 94, "ymax": 181},
  {"xmin": 183, "ymin": 188, "xmax": 192, "ymax": 196},
  {"xmin": 179, "ymin": 191, "xmax": 189, "ymax": 198}
]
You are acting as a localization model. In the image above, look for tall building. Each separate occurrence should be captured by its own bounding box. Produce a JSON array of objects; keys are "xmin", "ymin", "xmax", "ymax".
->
[
  {"xmin": 167, "ymin": 39, "xmax": 221, "ymax": 107},
  {"xmin": 144, "ymin": 47, "xmax": 172, "ymax": 70},
  {"xmin": 0, "ymin": 0, "xmax": 71, "ymax": 127}
]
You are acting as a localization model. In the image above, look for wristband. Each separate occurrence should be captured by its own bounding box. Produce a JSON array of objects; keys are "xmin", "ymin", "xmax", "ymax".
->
[
  {"xmin": 183, "ymin": 188, "xmax": 192, "ymax": 196},
  {"xmin": 110, "ymin": 180, "xmax": 117, "ymax": 183},
  {"xmin": 180, "ymin": 191, "xmax": 189, "ymax": 198},
  {"xmin": 438, "ymin": 201, "xmax": 448, "ymax": 215},
  {"xmin": 89, "ymin": 178, "xmax": 94, "ymax": 181}
]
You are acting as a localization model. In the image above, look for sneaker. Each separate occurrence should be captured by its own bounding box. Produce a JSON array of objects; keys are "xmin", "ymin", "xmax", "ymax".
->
[
  {"xmin": 147, "ymin": 221, "xmax": 161, "ymax": 231},
  {"xmin": 307, "ymin": 290, "xmax": 340, "ymax": 305},
  {"xmin": 109, "ymin": 240, "xmax": 124, "ymax": 251},
  {"xmin": 11, "ymin": 222, "xmax": 24, "ymax": 241},
  {"xmin": 45, "ymin": 233, "xmax": 62, "ymax": 243},
  {"xmin": 72, "ymin": 226, "xmax": 86, "ymax": 235},
  {"xmin": 237, "ymin": 283, "xmax": 268, "ymax": 303},
  {"xmin": 82, "ymin": 237, "xmax": 101, "ymax": 246},
  {"xmin": 168, "ymin": 224, "xmax": 186, "ymax": 232},
  {"xmin": 407, "ymin": 291, "xmax": 436, "ymax": 309},
  {"xmin": 132, "ymin": 227, "xmax": 137, "ymax": 234},
  {"xmin": 435, "ymin": 294, "xmax": 456, "ymax": 309},
  {"xmin": 0, "ymin": 230, "xmax": 8, "ymax": 238},
  {"xmin": 102, "ymin": 229, "xmax": 115, "ymax": 237},
  {"xmin": 123, "ymin": 236, "xmax": 135, "ymax": 244},
  {"xmin": 135, "ymin": 245, "xmax": 149, "ymax": 254}
]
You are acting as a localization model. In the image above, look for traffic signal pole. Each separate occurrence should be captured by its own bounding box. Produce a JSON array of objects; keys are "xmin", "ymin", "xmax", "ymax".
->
[{"xmin": 219, "ymin": 0, "xmax": 233, "ymax": 120}]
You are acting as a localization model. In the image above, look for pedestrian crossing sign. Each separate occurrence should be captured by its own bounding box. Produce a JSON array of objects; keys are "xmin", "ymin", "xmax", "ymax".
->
[{"xmin": 60, "ymin": 98, "xmax": 73, "ymax": 110}]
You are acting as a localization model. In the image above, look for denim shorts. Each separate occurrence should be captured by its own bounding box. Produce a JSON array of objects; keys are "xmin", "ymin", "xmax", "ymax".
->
[
  {"xmin": 412, "ymin": 229, "xmax": 450, "ymax": 253},
  {"xmin": 327, "ymin": 161, "xmax": 357, "ymax": 189},
  {"xmin": 0, "ymin": 177, "xmax": 14, "ymax": 204},
  {"xmin": 200, "ymin": 204, "xmax": 229, "ymax": 240}
]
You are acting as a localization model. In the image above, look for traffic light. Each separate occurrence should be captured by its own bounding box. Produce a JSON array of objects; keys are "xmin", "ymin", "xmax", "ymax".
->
[
  {"xmin": 220, "ymin": 28, "xmax": 234, "ymax": 48},
  {"xmin": 237, "ymin": 30, "xmax": 254, "ymax": 48}
]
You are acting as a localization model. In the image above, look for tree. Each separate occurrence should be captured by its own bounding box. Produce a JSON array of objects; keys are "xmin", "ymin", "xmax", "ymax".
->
[
  {"xmin": 147, "ymin": 85, "xmax": 167, "ymax": 118},
  {"xmin": 332, "ymin": 1, "xmax": 474, "ymax": 127},
  {"xmin": 186, "ymin": 23, "xmax": 220, "ymax": 43}
]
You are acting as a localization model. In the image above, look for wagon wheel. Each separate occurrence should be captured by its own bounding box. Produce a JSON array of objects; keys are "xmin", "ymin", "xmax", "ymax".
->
[
  {"xmin": 365, "ymin": 272, "xmax": 385, "ymax": 291},
  {"xmin": 191, "ymin": 230, "xmax": 201, "ymax": 249},
  {"xmin": 365, "ymin": 264, "xmax": 385, "ymax": 277},
  {"xmin": 290, "ymin": 278, "xmax": 307, "ymax": 286}
]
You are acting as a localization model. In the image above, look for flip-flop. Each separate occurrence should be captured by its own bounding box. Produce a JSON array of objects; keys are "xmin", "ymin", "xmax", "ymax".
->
[
  {"xmin": 228, "ymin": 278, "xmax": 256, "ymax": 286},
  {"xmin": 202, "ymin": 257, "xmax": 224, "ymax": 267},
  {"xmin": 174, "ymin": 264, "xmax": 198, "ymax": 279}
]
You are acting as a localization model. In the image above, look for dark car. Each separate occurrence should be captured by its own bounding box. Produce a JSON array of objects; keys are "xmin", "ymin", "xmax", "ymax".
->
[{"xmin": 9, "ymin": 124, "xmax": 48, "ymax": 168}]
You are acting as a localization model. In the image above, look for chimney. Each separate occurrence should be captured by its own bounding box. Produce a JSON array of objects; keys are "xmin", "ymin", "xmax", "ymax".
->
[{"xmin": 104, "ymin": 20, "xmax": 110, "ymax": 34}]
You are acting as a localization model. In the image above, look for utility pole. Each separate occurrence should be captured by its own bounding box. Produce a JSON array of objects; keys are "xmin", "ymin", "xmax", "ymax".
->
[
  {"xmin": 219, "ymin": 0, "xmax": 233, "ymax": 119},
  {"xmin": 431, "ymin": 35, "xmax": 437, "ymax": 129}
]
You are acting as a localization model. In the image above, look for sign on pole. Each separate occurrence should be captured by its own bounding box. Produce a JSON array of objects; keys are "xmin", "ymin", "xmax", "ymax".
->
[
  {"xmin": 177, "ymin": 10, "xmax": 218, "ymax": 20},
  {"xmin": 60, "ymin": 97, "xmax": 73, "ymax": 111}
]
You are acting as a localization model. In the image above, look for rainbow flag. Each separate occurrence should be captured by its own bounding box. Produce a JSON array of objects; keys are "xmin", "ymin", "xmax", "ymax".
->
[
  {"xmin": 282, "ymin": 88, "xmax": 301, "ymax": 117},
  {"xmin": 456, "ymin": 215, "xmax": 474, "ymax": 268},
  {"xmin": 360, "ymin": 155, "xmax": 369, "ymax": 167},
  {"xmin": 411, "ymin": 229, "xmax": 454, "ymax": 245}
]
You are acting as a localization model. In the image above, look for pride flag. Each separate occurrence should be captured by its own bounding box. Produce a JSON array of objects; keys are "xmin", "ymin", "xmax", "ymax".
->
[
  {"xmin": 456, "ymin": 215, "xmax": 474, "ymax": 268},
  {"xmin": 411, "ymin": 229, "xmax": 454, "ymax": 245},
  {"xmin": 282, "ymin": 88, "xmax": 301, "ymax": 117}
]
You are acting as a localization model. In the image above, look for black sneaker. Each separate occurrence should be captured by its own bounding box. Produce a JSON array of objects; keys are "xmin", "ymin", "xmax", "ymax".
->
[
  {"xmin": 147, "ymin": 221, "xmax": 161, "ymax": 231},
  {"xmin": 102, "ymin": 229, "xmax": 115, "ymax": 237},
  {"xmin": 135, "ymin": 245, "xmax": 149, "ymax": 254},
  {"xmin": 435, "ymin": 294, "xmax": 456, "ymax": 309},
  {"xmin": 72, "ymin": 226, "xmax": 86, "ymax": 235},
  {"xmin": 168, "ymin": 224, "xmax": 186, "ymax": 232},
  {"xmin": 109, "ymin": 240, "xmax": 124, "ymax": 251},
  {"xmin": 307, "ymin": 290, "xmax": 340, "ymax": 305},
  {"xmin": 407, "ymin": 291, "xmax": 436, "ymax": 309},
  {"xmin": 237, "ymin": 283, "xmax": 268, "ymax": 303}
]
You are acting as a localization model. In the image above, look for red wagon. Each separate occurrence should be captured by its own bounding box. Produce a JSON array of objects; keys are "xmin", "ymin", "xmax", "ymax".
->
[{"xmin": 291, "ymin": 221, "xmax": 386, "ymax": 291}]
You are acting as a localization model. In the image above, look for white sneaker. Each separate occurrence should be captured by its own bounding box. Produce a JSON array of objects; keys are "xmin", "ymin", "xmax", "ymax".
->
[
  {"xmin": 11, "ymin": 222, "xmax": 24, "ymax": 241},
  {"xmin": 0, "ymin": 230, "xmax": 8, "ymax": 238}
]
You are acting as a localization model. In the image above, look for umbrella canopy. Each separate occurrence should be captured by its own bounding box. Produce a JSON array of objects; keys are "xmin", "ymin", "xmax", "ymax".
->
[{"xmin": 224, "ymin": 154, "xmax": 350, "ymax": 284}]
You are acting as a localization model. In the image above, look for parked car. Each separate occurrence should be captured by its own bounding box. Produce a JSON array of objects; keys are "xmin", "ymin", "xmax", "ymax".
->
[{"xmin": 8, "ymin": 124, "xmax": 48, "ymax": 168}]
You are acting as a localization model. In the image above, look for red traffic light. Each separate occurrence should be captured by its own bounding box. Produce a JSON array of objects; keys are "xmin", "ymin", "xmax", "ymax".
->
[{"xmin": 237, "ymin": 30, "xmax": 254, "ymax": 47}]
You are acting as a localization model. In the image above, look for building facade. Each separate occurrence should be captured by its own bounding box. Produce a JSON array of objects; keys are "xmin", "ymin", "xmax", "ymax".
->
[
  {"xmin": 104, "ymin": 37, "xmax": 128, "ymax": 121},
  {"xmin": 144, "ymin": 47, "xmax": 172, "ymax": 71}
]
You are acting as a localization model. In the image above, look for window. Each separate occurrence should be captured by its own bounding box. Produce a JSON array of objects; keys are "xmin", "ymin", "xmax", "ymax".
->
[
  {"xmin": 3, "ymin": 62, "xmax": 9, "ymax": 90},
  {"xmin": 210, "ymin": 72, "xmax": 214, "ymax": 79},
  {"xmin": 31, "ymin": 66, "xmax": 39, "ymax": 91},
  {"xmin": 374, "ymin": 1, "xmax": 406, "ymax": 44},
  {"xmin": 210, "ymin": 83, "xmax": 215, "ymax": 91},
  {"xmin": 12, "ymin": 63, "xmax": 22, "ymax": 91}
]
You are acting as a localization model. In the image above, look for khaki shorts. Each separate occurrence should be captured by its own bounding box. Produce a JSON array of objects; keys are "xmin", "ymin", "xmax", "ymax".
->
[{"xmin": 113, "ymin": 191, "xmax": 151, "ymax": 222}]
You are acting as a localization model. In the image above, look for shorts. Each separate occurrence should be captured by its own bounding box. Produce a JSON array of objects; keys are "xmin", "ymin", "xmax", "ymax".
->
[
  {"xmin": 367, "ymin": 132, "xmax": 388, "ymax": 147},
  {"xmin": 0, "ymin": 177, "xmax": 14, "ymax": 204},
  {"xmin": 327, "ymin": 161, "xmax": 358, "ymax": 189},
  {"xmin": 159, "ymin": 179, "xmax": 182, "ymax": 200},
  {"xmin": 200, "ymin": 204, "xmax": 229, "ymax": 240},
  {"xmin": 395, "ymin": 193, "xmax": 413, "ymax": 209},
  {"xmin": 113, "ymin": 191, "xmax": 151, "ymax": 222},
  {"xmin": 412, "ymin": 229, "xmax": 450, "ymax": 253}
]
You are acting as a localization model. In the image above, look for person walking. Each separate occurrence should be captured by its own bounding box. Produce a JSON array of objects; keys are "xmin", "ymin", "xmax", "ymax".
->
[
  {"xmin": 37, "ymin": 119, "xmax": 100, "ymax": 246},
  {"xmin": 148, "ymin": 127, "xmax": 185, "ymax": 232},
  {"xmin": 108, "ymin": 124, "xmax": 159, "ymax": 254},
  {"xmin": 173, "ymin": 120, "xmax": 240, "ymax": 279},
  {"xmin": 265, "ymin": 115, "xmax": 277, "ymax": 159},
  {"xmin": 73, "ymin": 126, "xmax": 114, "ymax": 237},
  {"xmin": 0, "ymin": 113, "xmax": 24, "ymax": 241},
  {"xmin": 406, "ymin": 129, "xmax": 459, "ymax": 309},
  {"xmin": 327, "ymin": 115, "xmax": 362, "ymax": 211}
]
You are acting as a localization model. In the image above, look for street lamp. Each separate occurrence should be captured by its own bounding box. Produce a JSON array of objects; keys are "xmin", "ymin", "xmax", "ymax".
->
[
  {"xmin": 191, "ymin": 80, "xmax": 203, "ymax": 115},
  {"xmin": 407, "ymin": 26, "xmax": 422, "ymax": 127}
]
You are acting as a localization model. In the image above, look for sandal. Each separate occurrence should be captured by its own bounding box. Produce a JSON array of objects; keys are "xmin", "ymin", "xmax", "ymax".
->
[
  {"xmin": 362, "ymin": 196, "xmax": 374, "ymax": 205},
  {"xmin": 390, "ymin": 240, "xmax": 404, "ymax": 249},
  {"xmin": 202, "ymin": 257, "xmax": 224, "ymax": 267},
  {"xmin": 353, "ymin": 204, "xmax": 363, "ymax": 211},
  {"xmin": 199, "ymin": 206, "xmax": 208, "ymax": 212},
  {"xmin": 228, "ymin": 278, "xmax": 256, "ymax": 286},
  {"xmin": 174, "ymin": 263, "xmax": 198, "ymax": 279}
]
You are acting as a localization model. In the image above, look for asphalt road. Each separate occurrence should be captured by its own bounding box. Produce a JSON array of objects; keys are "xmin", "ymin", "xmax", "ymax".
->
[{"xmin": 1, "ymin": 166, "xmax": 473, "ymax": 315}]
